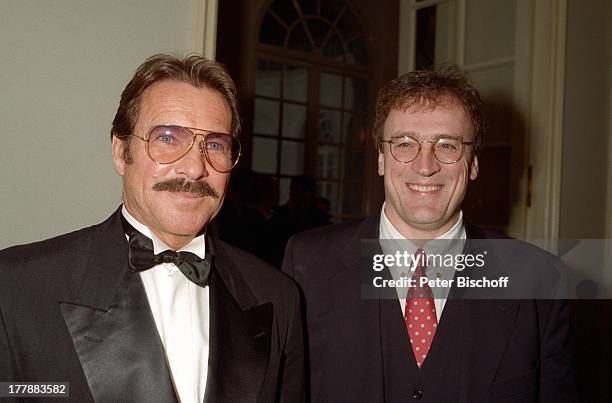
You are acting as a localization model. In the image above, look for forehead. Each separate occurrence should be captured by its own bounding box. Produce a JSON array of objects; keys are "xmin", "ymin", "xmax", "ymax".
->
[
  {"xmin": 137, "ymin": 79, "xmax": 231, "ymax": 132},
  {"xmin": 384, "ymin": 97, "xmax": 474, "ymax": 140}
]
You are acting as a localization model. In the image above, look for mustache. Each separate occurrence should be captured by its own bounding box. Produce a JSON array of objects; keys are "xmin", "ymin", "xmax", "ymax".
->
[{"xmin": 152, "ymin": 178, "xmax": 219, "ymax": 198}]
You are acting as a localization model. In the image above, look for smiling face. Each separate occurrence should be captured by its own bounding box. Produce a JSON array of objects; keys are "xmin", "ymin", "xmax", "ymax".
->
[
  {"xmin": 112, "ymin": 79, "xmax": 232, "ymax": 249},
  {"xmin": 378, "ymin": 97, "xmax": 479, "ymax": 239}
]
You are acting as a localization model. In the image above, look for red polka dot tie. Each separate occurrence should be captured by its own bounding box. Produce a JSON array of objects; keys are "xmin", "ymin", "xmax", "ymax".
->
[{"xmin": 404, "ymin": 249, "xmax": 438, "ymax": 367}]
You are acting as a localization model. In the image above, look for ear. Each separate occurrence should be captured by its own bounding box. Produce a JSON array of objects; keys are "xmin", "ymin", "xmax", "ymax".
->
[
  {"xmin": 469, "ymin": 154, "xmax": 479, "ymax": 180},
  {"xmin": 111, "ymin": 136, "xmax": 126, "ymax": 176},
  {"xmin": 377, "ymin": 151, "xmax": 385, "ymax": 177}
]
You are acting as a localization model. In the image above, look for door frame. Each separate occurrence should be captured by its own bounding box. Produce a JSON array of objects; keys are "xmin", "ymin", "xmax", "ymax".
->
[{"xmin": 193, "ymin": 0, "xmax": 219, "ymax": 59}]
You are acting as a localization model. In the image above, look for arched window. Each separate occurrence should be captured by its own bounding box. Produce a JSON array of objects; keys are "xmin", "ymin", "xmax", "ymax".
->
[
  {"xmin": 252, "ymin": 0, "xmax": 370, "ymax": 221},
  {"xmin": 259, "ymin": 0, "xmax": 368, "ymax": 64}
]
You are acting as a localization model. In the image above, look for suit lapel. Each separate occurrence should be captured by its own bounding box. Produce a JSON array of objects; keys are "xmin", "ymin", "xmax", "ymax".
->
[
  {"xmin": 447, "ymin": 225, "xmax": 520, "ymax": 401},
  {"xmin": 330, "ymin": 215, "xmax": 390, "ymax": 394},
  {"xmin": 204, "ymin": 238, "xmax": 272, "ymax": 403},
  {"xmin": 59, "ymin": 209, "xmax": 177, "ymax": 403},
  {"xmin": 335, "ymin": 213, "xmax": 382, "ymax": 352}
]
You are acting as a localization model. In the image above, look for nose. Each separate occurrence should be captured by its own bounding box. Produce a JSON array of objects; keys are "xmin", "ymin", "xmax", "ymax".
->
[
  {"xmin": 175, "ymin": 135, "xmax": 209, "ymax": 180},
  {"xmin": 411, "ymin": 141, "xmax": 440, "ymax": 177}
]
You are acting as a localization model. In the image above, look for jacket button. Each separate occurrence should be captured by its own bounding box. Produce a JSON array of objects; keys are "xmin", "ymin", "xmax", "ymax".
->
[{"xmin": 412, "ymin": 389, "xmax": 423, "ymax": 400}]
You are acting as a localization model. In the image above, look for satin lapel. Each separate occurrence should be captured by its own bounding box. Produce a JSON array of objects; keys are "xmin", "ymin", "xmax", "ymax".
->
[
  {"xmin": 204, "ymin": 240, "xmax": 272, "ymax": 403},
  {"xmin": 59, "ymin": 209, "xmax": 177, "ymax": 403}
]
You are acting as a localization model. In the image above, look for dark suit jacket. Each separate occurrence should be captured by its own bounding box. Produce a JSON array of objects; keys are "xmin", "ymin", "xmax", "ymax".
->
[
  {"xmin": 282, "ymin": 213, "xmax": 577, "ymax": 403},
  {"xmin": 0, "ymin": 208, "xmax": 304, "ymax": 403}
]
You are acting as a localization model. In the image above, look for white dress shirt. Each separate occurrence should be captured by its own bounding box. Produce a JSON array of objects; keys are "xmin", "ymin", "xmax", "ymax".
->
[
  {"xmin": 122, "ymin": 207, "xmax": 209, "ymax": 403},
  {"xmin": 379, "ymin": 203, "xmax": 466, "ymax": 321}
]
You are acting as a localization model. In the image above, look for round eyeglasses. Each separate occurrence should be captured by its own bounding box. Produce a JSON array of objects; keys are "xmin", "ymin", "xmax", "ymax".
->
[
  {"xmin": 380, "ymin": 135, "xmax": 474, "ymax": 164},
  {"xmin": 131, "ymin": 124, "xmax": 241, "ymax": 173}
]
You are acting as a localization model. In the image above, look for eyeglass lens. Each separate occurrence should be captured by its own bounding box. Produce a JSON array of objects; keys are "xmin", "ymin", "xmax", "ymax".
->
[
  {"xmin": 147, "ymin": 125, "xmax": 239, "ymax": 172},
  {"xmin": 391, "ymin": 137, "xmax": 464, "ymax": 164}
]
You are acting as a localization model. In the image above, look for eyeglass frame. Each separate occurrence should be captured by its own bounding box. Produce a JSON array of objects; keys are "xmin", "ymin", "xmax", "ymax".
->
[
  {"xmin": 379, "ymin": 135, "xmax": 474, "ymax": 164},
  {"xmin": 130, "ymin": 124, "xmax": 241, "ymax": 173}
]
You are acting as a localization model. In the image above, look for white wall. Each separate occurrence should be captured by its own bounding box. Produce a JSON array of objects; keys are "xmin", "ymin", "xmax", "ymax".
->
[{"xmin": 0, "ymin": 0, "xmax": 194, "ymax": 248}]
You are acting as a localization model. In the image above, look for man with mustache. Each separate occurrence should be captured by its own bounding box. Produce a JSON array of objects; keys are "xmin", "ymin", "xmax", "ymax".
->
[
  {"xmin": 0, "ymin": 54, "xmax": 304, "ymax": 403},
  {"xmin": 282, "ymin": 65, "xmax": 577, "ymax": 401}
]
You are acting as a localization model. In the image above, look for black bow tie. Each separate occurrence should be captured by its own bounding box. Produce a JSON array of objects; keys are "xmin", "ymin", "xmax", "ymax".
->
[{"xmin": 121, "ymin": 215, "xmax": 212, "ymax": 287}]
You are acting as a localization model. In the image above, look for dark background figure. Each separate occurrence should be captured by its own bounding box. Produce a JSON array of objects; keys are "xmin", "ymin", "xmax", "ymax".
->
[
  {"xmin": 214, "ymin": 168, "xmax": 257, "ymax": 248},
  {"xmin": 217, "ymin": 174, "xmax": 331, "ymax": 267},
  {"xmin": 313, "ymin": 197, "xmax": 331, "ymax": 217},
  {"xmin": 267, "ymin": 175, "xmax": 331, "ymax": 266},
  {"xmin": 236, "ymin": 174, "xmax": 281, "ymax": 265}
]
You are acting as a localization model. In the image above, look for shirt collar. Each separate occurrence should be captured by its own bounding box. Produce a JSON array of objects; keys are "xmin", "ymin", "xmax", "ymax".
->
[{"xmin": 121, "ymin": 205, "xmax": 206, "ymax": 259}]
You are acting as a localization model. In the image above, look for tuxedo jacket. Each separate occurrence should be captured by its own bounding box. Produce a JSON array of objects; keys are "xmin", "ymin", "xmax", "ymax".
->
[
  {"xmin": 282, "ymin": 213, "xmax": 577, "ymax": 403},
  {"xmin": 0, "ymin": 208, "xmax": 304, "ymax": 403}
]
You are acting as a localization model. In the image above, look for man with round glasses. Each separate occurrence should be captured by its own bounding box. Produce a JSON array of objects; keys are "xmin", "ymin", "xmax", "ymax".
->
[
  {"xmin": 0, "ymin": 54, "xmax": 304, "ymax": 402},
  {"xmin": 282, "ymin": 65, "xmax": 576, "ymax": 401}
]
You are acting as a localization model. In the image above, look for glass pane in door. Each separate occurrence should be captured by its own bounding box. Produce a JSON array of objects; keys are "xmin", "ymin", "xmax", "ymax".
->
[
  {"xmin": 280, "ymin": 140, "xmax": 305, "ymax": 175},
  {"xmin": 254, "ymin": 99, "xmax": 280, "ymax": 135},
  {"xmin": 284, "ymin": 66, "xmax": 308, "ymax": 102},
  {"xmin": 465, "ymin": 0, "xmax": 515, "ymax": 64},
  {"xmin": 319, "ymin": 108, "xmax": 341, "ymax": 143},
  {"xmin": 256, "ymin": 60, "xmax": 282, "ymax": 97},
  {"xmin": 316, "ymin": 145, "xmax": 340, "ymax": 179},
  {"xmin": 320, "ymin": 72, "xmax": 343, "ymax": 107},
  {"xmin": 252, "ymin": 137, "xmax": 278, "ymax": 173},
  {"xmin": 415, "ymin": 3, "xmax": 456, "ymax": 69},
  {"xmin": 282, "ymin": 103, "xmax": 307, "ymax": 139},
  {"xmin": 342, "ymin": 112, "xmax": 366, "ymax": 146},
  {"xmin": 317, "ymin": 181, "xmax": 338, "ymax": 216}
]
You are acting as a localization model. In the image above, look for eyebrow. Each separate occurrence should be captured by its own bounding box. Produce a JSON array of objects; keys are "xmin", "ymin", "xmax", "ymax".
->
[{"xmin": 390, "ymin": 132, "xmax": 465, "ymax": 140}]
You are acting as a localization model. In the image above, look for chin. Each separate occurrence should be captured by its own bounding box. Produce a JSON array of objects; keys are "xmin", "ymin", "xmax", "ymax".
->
[
  {"xmin": 405, "ymin": 207, "xmax": 442, "ymax": 223},
  {"xmin": 159, "ymin": 214, "xmax": 208, "ymax": 235},
  {"xmin": 164, "ymin": 226, "xmax": 206, "ymax": 239},
  {"xmin": 407, "ymin": 214, "xmax": 448, "ymax": 231}
]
